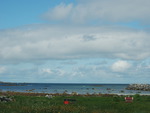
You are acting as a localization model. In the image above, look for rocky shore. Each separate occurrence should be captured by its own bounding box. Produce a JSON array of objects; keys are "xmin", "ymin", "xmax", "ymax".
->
[{"xmin": 126, "ymin": 84, "xmax": 150, "ymax": 91}]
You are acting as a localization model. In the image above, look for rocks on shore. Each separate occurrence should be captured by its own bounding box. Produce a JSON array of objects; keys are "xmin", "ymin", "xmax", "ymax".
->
[
  {"xmin": 45, "ymin": 94, "xmax": 53, "ymax": 99},
  {"xmin": 126, "ymin": 84, "xmax": 150, "ymax": 91},
  {"xmin": 0, "ymin": 96, "xmax": 13, "ymax": 102}
]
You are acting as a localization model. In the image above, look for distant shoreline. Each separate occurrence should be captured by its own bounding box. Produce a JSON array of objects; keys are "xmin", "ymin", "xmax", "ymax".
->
[
  {"xmin": 1, "ymin": 91, "xmax": 150, "ymax": 96},
  {"xmin": 0, "ymin": 82, "xmax": 129, "ymax": 84},
  {"xmin": 1, "ymin": 83, "xmax": 150, "ymax": 96}
]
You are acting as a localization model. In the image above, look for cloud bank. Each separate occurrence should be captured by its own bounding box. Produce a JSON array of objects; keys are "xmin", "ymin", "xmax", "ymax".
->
[
  {"xmin": 0, "ymin": 25, "xmax": 150, "ymax": 64},
  {"xmin": 43, "ymin": 0, "xmax": 150, "ymax": 24}
]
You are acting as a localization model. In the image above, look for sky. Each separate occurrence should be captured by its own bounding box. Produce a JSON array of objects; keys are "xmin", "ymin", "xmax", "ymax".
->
[{"xmin": 0, "ymin": 0, "xmax": 150, "ymax": 83}]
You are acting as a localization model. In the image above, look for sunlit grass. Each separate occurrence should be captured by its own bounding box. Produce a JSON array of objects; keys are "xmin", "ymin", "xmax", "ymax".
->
[{"xmin": 0, "ymin": 93, "xmax": 150, "ymax": 113}]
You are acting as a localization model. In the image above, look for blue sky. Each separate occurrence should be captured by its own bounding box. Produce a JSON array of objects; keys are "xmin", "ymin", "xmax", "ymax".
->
[
  {"xmin": 0, "ymin": 0, "xmax": 150, "ymax": 83},
  {"xmin": 0, "ymin": 0, "xmax": 76, "ymax": 29}
]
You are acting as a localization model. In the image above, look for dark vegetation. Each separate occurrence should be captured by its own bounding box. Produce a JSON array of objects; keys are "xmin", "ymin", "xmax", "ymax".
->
[{"xmin": 0, "ymin": 92, "xmax": 150, "ymax": 113}]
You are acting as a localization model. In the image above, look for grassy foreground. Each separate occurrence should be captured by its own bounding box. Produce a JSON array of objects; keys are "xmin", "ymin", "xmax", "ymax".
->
[{"xmin": 0, "ymin": 92, "xmax": 150, "ymax": 113}]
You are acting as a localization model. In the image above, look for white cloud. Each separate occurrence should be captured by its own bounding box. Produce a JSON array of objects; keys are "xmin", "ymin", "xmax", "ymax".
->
[
  {"xmin": 40, "ymin": 68, "xmax": 65, "ymax": 77},
  {"xmin": 43, "ymin": 0, "xmax": 150, "ymax": 24},
  {"xmin": 0, "ymin": 25, "xmax": 150, "ymax": 64},
  {"xmin": 111, "ymin": 60, "xmax": 131, "ymax": 72},
  {"xmin": 41, "ymin": 68, "xmax": 53, "ymax": 74},
  {"xmin": 0, "ymin": 67, "xmax": 6, "ymax": 73},
  {"xmin": 1, "ymin": 58, "xmax": 149, "ymax": 83},
  {"xmin": 43, "ymin": 3, "xmax": 73, "ymax": 20}
]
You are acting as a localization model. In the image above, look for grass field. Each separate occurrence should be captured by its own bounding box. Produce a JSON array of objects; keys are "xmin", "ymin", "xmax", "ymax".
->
[{"xmin": 1, "ymin": 92, "xmax": 150, "ymax": 113}]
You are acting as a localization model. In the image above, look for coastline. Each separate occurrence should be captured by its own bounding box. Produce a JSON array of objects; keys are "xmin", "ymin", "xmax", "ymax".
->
[
  {"xmin": 1, "ymin": 83, "xmax": 150, "ymax": 96},
  {"xmin": 1, "ymin": 91, "xmax": 150, "ymax": 97}
]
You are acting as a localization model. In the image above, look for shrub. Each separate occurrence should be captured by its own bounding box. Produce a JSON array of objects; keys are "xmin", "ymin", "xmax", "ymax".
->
[{"xmin": 133, "ymin": 94, "xmax": 141, "ymax": 101}]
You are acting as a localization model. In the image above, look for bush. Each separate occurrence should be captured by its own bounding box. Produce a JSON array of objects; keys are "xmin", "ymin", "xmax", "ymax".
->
[
  {"xmin": 113, "ymin": 96, "xmax": 123, "ymax": 102},
  {"xmin": 133, "ymin": 94, "xmax": 141, "ymax": 101}
]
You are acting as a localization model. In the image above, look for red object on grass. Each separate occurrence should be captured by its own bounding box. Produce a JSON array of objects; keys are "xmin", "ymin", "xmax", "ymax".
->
[
  {"xmin": 64, "ymin": 100, "xmax": 69, "ymax": 104},
  {"xmin": 125, "ymin": 97, "xmax": 133, "ymax": 103},
  {"xmin": 64, "ymin": 99, "xmax": 76, "ymax": 104}
]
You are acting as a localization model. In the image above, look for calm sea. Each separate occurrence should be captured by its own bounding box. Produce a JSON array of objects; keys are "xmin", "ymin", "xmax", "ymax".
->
[{"xmin": 0, "ymin": 83, "xmax": 150, "ymax": 95}]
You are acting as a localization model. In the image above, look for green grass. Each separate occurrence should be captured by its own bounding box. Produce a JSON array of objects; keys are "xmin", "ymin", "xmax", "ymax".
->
[{"xmin": 0, "ymin": 94, "xmax": 150, "ymax": 113}]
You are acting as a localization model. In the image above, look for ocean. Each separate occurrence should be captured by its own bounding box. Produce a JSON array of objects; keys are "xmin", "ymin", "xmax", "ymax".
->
[{"xmin": 1, "ymin": 83, "xmax": 150, "ymax": 95}]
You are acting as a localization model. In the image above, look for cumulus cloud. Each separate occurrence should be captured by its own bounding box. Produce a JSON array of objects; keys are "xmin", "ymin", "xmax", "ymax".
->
[
  {"xmin": 111, "ymin": 60, "xmax": 131, "ymax": 72},
  {"xmin": 43, "ymin": 0, "xmax": 150, "ymax": 24}
]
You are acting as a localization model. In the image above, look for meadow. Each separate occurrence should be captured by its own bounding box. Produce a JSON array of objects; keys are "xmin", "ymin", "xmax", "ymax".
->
[{"xmin": 0, "ymin": 92, "xmax": 150, "ymax": 113}]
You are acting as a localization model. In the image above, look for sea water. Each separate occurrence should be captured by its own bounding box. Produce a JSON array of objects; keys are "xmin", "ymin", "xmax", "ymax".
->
[{"xmin": 0, "ymin": 83, "xmax": 150, "ymax": 95}]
